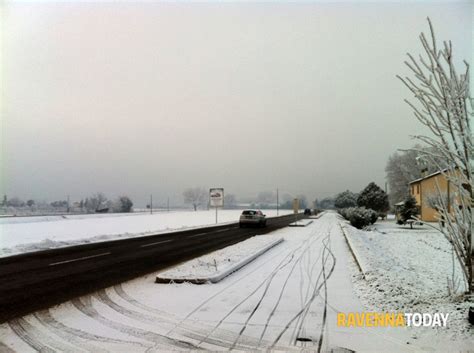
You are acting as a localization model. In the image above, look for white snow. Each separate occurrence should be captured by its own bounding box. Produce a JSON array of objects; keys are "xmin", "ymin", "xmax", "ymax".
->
[
  {"xmin": 1, "ymin": 212, "xmax": 472, "ymax": 352},
  {"xmin": 0, "ymin": 209, "xmax": 291, "ymax": 257},
  {"xmin": 343, "ymin": 217, "xmax": 473, "ymax": 343},
  {"xmin": 156, "ymin": 235, "xmax": 284, "ymax": 282}
]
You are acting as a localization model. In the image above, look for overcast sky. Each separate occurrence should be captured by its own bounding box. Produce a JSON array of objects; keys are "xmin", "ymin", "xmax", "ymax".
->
[{"xmin": 1, "ymin": 0, "xmax": 472, "ymax": 206}]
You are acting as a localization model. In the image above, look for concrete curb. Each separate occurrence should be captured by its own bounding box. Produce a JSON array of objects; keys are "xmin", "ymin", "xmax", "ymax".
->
[
  {"xmin": 288, "ymin": 220, "xmax": 313, "ymax": 227},
  {"xmin": 338, "ymin": 223, "xmax": 366, "ymax": 279},
  {"xmin": 156, "ymin": 237, "xmax": 284, "ymax": 284}
]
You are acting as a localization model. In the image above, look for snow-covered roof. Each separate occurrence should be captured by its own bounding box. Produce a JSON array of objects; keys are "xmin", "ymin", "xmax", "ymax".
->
[{"xmin": 408, "ymin": 168, "xmax": 451, "ymax": 184}]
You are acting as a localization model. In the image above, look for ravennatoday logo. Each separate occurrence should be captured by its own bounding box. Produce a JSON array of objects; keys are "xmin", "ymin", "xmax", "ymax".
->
[{"xmin": 337, "ymin": 312, "xmax": 449, "ymax": 328}]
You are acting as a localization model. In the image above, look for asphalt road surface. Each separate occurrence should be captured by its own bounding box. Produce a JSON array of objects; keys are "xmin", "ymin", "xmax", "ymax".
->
[{"xmin": 0, "ymin": 213, "xmax": 303, "ymax": 323}]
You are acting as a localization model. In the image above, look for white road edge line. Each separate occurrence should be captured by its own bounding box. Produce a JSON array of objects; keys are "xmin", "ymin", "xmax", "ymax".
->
[
  {"xmin": 49, "ymin": 252, "xmax": 111, "ymax": 266},
  {"xmin": 140, "ymin": 239, "xmax": 173, "ymax": 248}
]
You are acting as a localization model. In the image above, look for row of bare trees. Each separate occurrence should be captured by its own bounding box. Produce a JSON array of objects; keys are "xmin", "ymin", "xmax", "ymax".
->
[{"xmin": 1, "ymin": 193, "xmax": 133, "ymax": 214}]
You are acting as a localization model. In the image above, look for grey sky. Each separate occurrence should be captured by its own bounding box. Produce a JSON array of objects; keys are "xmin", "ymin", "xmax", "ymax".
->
[{"xmin": 1, "ymin": 1, "xmax": 472, "ymax": 206}]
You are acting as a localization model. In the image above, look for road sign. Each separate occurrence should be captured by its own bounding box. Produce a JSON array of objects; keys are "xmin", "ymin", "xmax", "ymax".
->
[{"xmin": 209, "ymin": 188, "xmax": 224, "ymax": 208}]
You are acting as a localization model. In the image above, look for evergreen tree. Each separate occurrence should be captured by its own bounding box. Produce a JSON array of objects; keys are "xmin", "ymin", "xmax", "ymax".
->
[
  {"xmin": 357, "ymin": 182, "xmax": 389, "ymax": 215},
  {"xmin": 334, "ymin": 190, "xmax": 358, "ymax": 208},
  {"xmin": 398, "ymin": 196, "xmax": 420, "ymax": 228}
]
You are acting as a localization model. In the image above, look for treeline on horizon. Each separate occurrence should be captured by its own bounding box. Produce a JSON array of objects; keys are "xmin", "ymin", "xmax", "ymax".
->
[{"xmin": 1, "ymin": 147, "xmax": 438, "ymax": 216}]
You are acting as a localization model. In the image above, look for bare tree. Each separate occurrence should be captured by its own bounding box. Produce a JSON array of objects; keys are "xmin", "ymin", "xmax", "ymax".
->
[
  {"xmin": 386, "ymin": 148, "xmax": 428, "ymax": 205},
  {"xmin": 7, "ymin": 197, "xmax": 25, "ymax": 207},
  {"xmin": 85, "ymin": 193, "xmax": 108, "ymax": 212},
  {"xmin": 397, "ymin": 18, "xmax": 473, "ymax": 293},
  {"xmin": 183, "ymin": 187, "xmax": 207, "ymax": 211},
  {"xmin": 386, "ymin": 146, "xmax": 449, "ymax": 206}
]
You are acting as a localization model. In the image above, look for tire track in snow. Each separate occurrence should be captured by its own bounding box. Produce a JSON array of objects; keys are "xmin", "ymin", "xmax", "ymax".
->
[
  {"xmin": 317, "ymin": 232, "xmax": 333, "ymax": 353},
  {"xmin": 95, "ymin": 289, "xmax": 243, "ymax": 350},
  {"xmin": 33, "ymin": 311, "xmax": 107, "ymax": 353},
  {"xmin": 270, "ymin": 231, "xmax": 336, "ymax": 349},
  {"xmin": 293, "ymin": 228, "xmax": 333, "ymax": 345},
  {"xmin": 164, "ymin": 237, "xmax": 300, "ymax": 339},
  {"xmin": 292, "ymin": 239, "xmax": 316, "ymax": 345},
  {"xmin": 194, "ymin": 250, "xmax": 296, "ymax": 349},
  {"xmin": 113, "ymin": 285, "xmax": 172, "ymax": 320},
  {"xmin": 167, "ymin": 215, "xmax": 328, "ymax": 350},
  {"xmin": 257, "ymin": 231, "xmax": 325, "ymax": 347},
  {"xmin": 292, "ymin": 239, "xmax": 326, "ymax": 345},
  {"xmin": 9, "ymin": 319, "xmax": 54, "ymax": 353},
  {"xmin": 71, "ymin": 296, "xmax": 182, "ymax": 351},
  {"xmin": 34, "ymin": 309, "xmax": 134, "ymax": 352},
  {"xmin": 226, "ymin": 223, "xmax": 326, "ymax": 350},
  {"xmin": 291, "ymin": 223, "xmax": 331, "ymax": 345},
  {"xmin": 113, "ymin": 285, "xmax": 251, "ymax": 350},
  {"xmin": 228, "ymin": 226, "xmax": 326, "ymax": 350},
  {"xmin": 9, "ymin": 317, "xmax": 79, "ymax": 353}
]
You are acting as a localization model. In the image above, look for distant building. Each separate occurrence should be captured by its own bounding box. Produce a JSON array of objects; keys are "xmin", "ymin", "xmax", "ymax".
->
[{"xmin": 409, "ymin": 169, "xmax": 460, "ymax": 222}]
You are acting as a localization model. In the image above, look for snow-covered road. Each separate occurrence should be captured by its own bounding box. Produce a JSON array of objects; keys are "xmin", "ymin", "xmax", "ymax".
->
[{"xmin": 0, "ymin": 213, "xmax": 466, "ymax": 352}]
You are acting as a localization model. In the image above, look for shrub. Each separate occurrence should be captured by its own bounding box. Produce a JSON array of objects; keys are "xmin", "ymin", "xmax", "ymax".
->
[
  {"xmin": 334, "ymin": 190, "xmax": 358, "ymax": 208},
  {"xmin": 368, "ymin": 209, "xmax": 378, "ymax": 224},
  {"xmin": 339, "ymin": 207, "xmax": 373, "ymax": 229},
  {"xmin": 338, "ymin": 208, "xmax": 350, "ymax": 220}
]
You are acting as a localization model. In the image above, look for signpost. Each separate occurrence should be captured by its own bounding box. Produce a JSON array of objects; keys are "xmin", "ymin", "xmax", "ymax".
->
[{"xmin": 209, "ymin": 188, "xmax": 224, "ymax": 224}]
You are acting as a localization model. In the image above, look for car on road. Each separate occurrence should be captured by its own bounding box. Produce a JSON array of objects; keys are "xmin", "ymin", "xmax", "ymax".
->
[{"xmin": 239, "ymin": 209, "xmax": 267, "ymax": 228}]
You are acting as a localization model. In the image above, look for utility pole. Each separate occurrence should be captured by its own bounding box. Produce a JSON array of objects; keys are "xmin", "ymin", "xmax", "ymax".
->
[
  {"xmin": 150, "ymin": 195, "xmax": 153, "ymax": 215},
  {"xmin": 276, "ymin": 188, "xmax": 279, "ymax": 216},
  {"xmin": 67, "ymin": 195, "xmax": 70, "ymax": 213},
  {"xmin": 167, "ymin": 197, "xmax": 170, "ymax": 212}
]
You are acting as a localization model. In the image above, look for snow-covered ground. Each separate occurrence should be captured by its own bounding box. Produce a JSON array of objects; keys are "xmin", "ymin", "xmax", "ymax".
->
[
  {"xmin": 343, "ymin": 217, "xmax": 473, "ymax": 344},
  {"xmin": 0, "ymin": 209, "xmax": 291, "ymax": 257},
  {"xmin": 2, "ymin": 212, "xmax": 470, "ymax": 352}
]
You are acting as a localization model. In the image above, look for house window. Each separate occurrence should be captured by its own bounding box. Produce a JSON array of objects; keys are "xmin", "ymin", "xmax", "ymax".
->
[
  {"xmin": 416, "ymin": 184, "xmax": 420, "ymax": 194},
  {"xmin": 411, "ymin": 185, "xmax": 414, "ymax": 195}
]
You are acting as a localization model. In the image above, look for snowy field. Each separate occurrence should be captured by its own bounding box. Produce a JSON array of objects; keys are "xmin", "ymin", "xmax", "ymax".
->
[
  {"xmin": 343, "ymin": 217, "xmax": 473, "ymax": 343},
  {"xmin": 1, "ymin": 212, "xmax": 471, "ymax": 352},
  {"xmin": 0, "ymin": 209, "xmax": 291, "ymax": 257}
]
